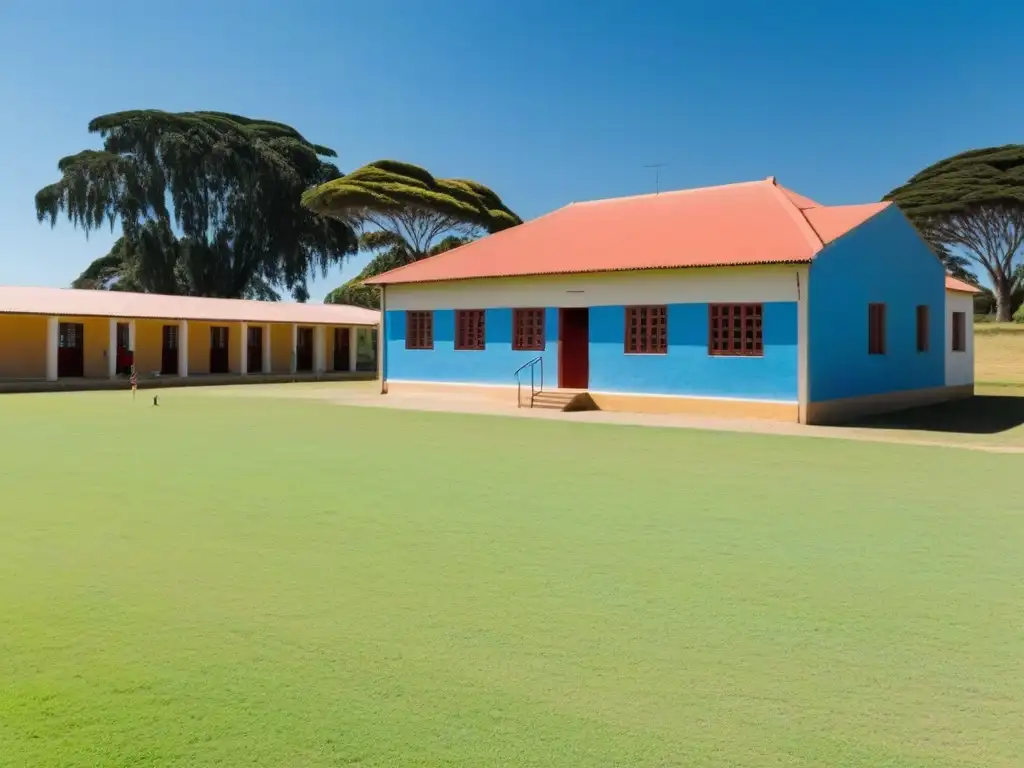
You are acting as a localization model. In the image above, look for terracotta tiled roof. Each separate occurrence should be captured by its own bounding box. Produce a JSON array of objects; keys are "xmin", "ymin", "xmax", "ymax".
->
[
  {"xmin": 0, "ymin": 285, "xmax": 379, "ymax": 325},
  {"xmin": 945, "ymin": 276, "xmax": 981, "ymax": 294},
  {"xmin": 802, "ymin": 203, "xmax": 892, "ymax": 244},
  {"xmin": 366, "ymin": 178, "xmax": 895, "ymax": 286}
]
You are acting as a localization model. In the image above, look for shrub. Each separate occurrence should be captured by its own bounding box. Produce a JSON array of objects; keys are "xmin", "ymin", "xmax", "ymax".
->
[{"xmin": 1013, "ymin": 304, "xmax": 1024, "ymax": 324}]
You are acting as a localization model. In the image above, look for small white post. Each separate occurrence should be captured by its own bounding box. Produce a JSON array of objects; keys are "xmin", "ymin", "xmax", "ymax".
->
[
  {"xmin": 108, "ymin": 318, "xmax": 118, "ymax": 379},
  {"xmin": 262, "ymin": 324, "xmax": 272, "ymax": 374},
  {"xmin": 313, "ymin": 326, "xmax": 325, "ymax": 373},
  {"xmin": 239, "ymin": 321, "xmax": 248, "ymax": 376},
  {"xmin": 46, "ymin": 316, "xmax": 59, "ymax": 382},
  {"xmin": 290, "ymin": 323, "xmax": 298, "ymax": 374},
  {"xmin": 178, "ymin": 320, "xmax": 189, "ymax": 377},
  {"xmin": 348, "ymin": 326, "xmax": 358, "ymax": 373}
]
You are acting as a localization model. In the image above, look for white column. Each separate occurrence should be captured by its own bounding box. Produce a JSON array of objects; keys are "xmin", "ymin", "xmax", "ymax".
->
[
  {"xmin": 796, "ymin": 267, "xmax": 809, "ymax": 424},
  {"xmin": 239, "ymin": 322, "xmax": 248, "ymax": 376},
  {"xmin": 290, "ymin": 323, "xmax": 298, "ymax": 374},
  {"xmin": 108, "ymin": 318, "xmax": 118, "ymax": 378},
  {"xmin": 313, "ymin": 326, "xmax": 325, "ymax": 373},
  {"xmin": 178, "ymin": 320, "xmax": 189, "ymax": 377},
  {"xmin": 46, "ymin": 316, "xmax": 59, "ymax": 382},
  {"xmin": 128, "ymin": 319, "xmax": 136, "ymax": 352},
  {"xmin": 348, "ymin": 326, "xmax": 358, "ymax": 373},
  {"xmin": 379, "ymin": 286, "xmax": 387, "ymax": 394},
  {"xmin": 262, "ymin": 324, "xmax": 272, "ymax": 374}
]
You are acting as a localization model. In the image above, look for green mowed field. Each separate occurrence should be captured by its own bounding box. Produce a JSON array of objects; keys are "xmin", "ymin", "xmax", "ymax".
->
[{"xmin": 1, "ymin": 391, "xmax": 1021, "ymax": 767}]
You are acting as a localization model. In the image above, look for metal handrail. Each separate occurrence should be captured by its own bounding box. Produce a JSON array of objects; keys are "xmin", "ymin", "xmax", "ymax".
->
[{"xmin": 513, "ymin": 356, "xmax": 544, "ymax": 408}]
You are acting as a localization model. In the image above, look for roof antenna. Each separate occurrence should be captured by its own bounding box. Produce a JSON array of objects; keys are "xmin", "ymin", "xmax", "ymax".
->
[{"xmin": 644, "ymin": 163, "xmax": 668, "ymax": 195}]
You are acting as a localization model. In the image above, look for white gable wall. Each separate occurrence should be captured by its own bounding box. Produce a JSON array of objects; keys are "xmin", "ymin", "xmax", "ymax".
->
[{"xmin": 945, "ymin": 290, "xmax": 975, "ymax": 387}]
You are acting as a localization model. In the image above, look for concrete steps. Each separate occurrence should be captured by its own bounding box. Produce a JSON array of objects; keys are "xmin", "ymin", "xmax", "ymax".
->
[{"xmin": 529, "ymin": 389, "xmax": 597, "ymax": 412}]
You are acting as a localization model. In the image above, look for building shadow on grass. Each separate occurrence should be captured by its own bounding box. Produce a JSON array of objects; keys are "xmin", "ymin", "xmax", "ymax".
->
[{"xmin": 848, "ymin": 394, "xmax": 1024, "ymax": 435}]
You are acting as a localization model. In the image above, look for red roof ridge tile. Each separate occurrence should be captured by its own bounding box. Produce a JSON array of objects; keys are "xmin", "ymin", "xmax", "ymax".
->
[
  {"xmin": 570, "ymin": 178, "xmax": 770, "ymax": 208},
  {"xmin": 766, "ymin": 180, "xmax": 825, "ymax": 252}
]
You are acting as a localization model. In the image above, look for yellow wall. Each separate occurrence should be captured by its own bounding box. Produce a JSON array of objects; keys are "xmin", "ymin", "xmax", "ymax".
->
[
  {"xmin": 323, "ymin": 326, "xmax": 336, "ymax": 371},
  {"xmin": 229, "ymin": 322, "xmax": 241, "ymax": 372},
  {"xmin": 271, "ymin": 323, "xmax": 292, "ymax": 373},
  {"xmin": 0, "ymin": 314, "xmax": 48, "ymax": 378},
  {"xmin": 134, "ymin": 319, "xmax": 165, "ymax": 374},
  {"xmin": 188, "ymin": 321, "xmax": 210, "ymax": 374}
]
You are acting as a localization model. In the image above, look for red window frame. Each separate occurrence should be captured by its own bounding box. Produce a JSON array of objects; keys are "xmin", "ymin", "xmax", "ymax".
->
[
  {"xmin": 868, "ymin": 303, "xmax": 886, "ymax": 355},
  {"xmin": 406, "ymin": 311, "xmax": 433, "ymax": 350},
  {"xmin": 951, "ymin": 311, "xmax": 967, "ymax": 352},
  {"xmin": 513, "ymin": 308, "xmax": 545, "ymax": 351},
  {"xmin": 916, "ymin": 305, "xmax": 929, "ymax": 352},
  {"xmin": 625, "ymin": 306, "xmax": 668, "ymax": 354},
  {"xmin": 455, "ymin": 309, "xmax": 485, "ymax": 351},
  {"xmin": 708, "ymin": 304, "xmax": 763, "ymax": 356}
]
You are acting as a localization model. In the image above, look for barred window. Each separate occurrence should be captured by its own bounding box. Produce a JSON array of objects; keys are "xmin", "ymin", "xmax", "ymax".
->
[
  {"xmin": 58, "ymin": 322, "xmax": 83, "ymax": 349},
  {"xmin": 951, "ymin": 312, "xmax": 967, "ymax": 352},
  {"xmin": 709, "ymin": 304, "xmax": 763, "ymax": 356},
  {"xmin": 406, "ymin": 311, "xmax": 433, "ymax": 350},
  {"xmin": 513, "ymin": 308, "xmax": 545, "ymax": 351},
  {"xmin": 868, "ymin": 303, "xmax": 886, "ymax": 355},
  {"xmin": 625, "ymin": 306, "xmax": 667, "ymax": 354},
  {"xmin": 916, "ymin": 305, "xmax": 929, "ymax": 352},
  {"xmin": 455, "ymin": 310, "xmax": 485, "ymax": 351},
  {"xmin": 211, "ymin": 326, "xmax": 229, "ymax": 350}
]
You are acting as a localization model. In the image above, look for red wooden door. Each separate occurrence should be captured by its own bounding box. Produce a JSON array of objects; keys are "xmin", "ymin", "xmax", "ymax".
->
[
  {"xmin": 296, "ymin": 327, "xmax": 314, "ymax": 372},
  {"xmin": 210, "ymin": 326, "xmax": 230, "ymax": 374},
  {"xmin": 247, "ymin": 326, "xmax": 263, "ymax": 373},
  {"xmin": 57, "ymin": 322, "xmax": 84, "ymax": 378},
  {"xmin": 161, "ymin": 325, "xmax": 179, "ymax": 375},
  {"xmin": 558, "ymin": 308, "xmax": 589, "ymax": 389},
  {"xmin": 334, "ymin": 328, "xmax": 350, "ymax": 371}
]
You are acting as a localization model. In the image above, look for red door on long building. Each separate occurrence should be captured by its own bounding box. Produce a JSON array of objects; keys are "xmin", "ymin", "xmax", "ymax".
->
[
  {"xmin": 558, "ymin": 308, "xmax": 589, "ymax": 389},
  {"xmin": 161, "ymin": 325, "xmax": 179, "ymax": 375},
  {"xmin": 333, "ymin": 328, "xmax": 350, "ymax": 371},
  {"xmin": 57, "ymin": 322, "xmax": 84, "ymax": 378},
  {"xmin": 210, "ymin": 326, "xmax": 230, "ymax": 374},
  {"xmin": 247, "ymin": 326, "xmax": 263, "ymax": 373},
  {"xmin": 294, "ymin": 327, "xmax": 313, "ymax": 372}
]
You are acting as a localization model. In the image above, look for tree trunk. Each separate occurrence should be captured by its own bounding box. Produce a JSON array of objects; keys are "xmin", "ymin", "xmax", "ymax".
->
[{"xmin": 995, "ymin": 279, "xmax": 1013, "ymax": 322}]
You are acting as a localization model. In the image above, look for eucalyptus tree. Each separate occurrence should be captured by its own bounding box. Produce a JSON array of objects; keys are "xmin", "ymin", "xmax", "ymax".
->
[
  {"xmin": 886, "ymin": 146, "xmax": 1024, "ymax": 320},
  {"xmin": 37, "ymin": 110, "xmax": 358, "ymax": 300}
]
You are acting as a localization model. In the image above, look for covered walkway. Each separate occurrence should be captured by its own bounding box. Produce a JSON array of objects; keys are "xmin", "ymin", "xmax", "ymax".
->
[{"xmin": 0, "ymin": 285, "xmax": 379, "ymax": 389}]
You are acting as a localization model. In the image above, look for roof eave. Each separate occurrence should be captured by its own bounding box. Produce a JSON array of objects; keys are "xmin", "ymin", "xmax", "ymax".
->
[{"xmin": 365, "ymin": 260, "xmax": 815, "ymax": 287}]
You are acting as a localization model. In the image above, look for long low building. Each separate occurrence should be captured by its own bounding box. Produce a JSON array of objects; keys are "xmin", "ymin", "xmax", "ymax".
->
[
  {"xmin": 367, "ymin": 177, "xmax": 979, "ymax": 424},
  {"xmin": 0, "ymin": 285, "xmax": 380, "ymax": 387}
]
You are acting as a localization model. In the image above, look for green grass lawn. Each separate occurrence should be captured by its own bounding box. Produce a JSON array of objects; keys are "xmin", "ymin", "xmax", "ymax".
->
[{"xmin": 1, "ymin": 390, "xmax": 1021, "ymax": 767}]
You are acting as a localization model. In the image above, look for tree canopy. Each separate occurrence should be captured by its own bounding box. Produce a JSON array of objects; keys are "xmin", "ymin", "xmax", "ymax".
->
[
  {"xmin": 37, "ymin": 110, "xmax": 359, "ymax": 300},
  {"xmin": 305, "ymin": 160, "xmax": 521, "ymax": 309},
  {"xmin": 885, "ymin": 145, "xmax": 1024, "ymax": 320},
  {"xmin": 324, "ymin": 231, "xmax": 472, "ymax": 308}
]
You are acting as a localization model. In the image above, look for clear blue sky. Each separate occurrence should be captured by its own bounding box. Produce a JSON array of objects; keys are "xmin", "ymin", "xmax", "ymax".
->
[{"xmin": 1, "ymin": 0, "xmax": 1021, "ymax": 300}]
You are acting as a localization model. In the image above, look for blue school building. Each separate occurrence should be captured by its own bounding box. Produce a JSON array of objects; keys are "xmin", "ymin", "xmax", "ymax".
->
[{"xmin": 366, "ymin": 177, "xmax": 977, "ymax": 423}]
